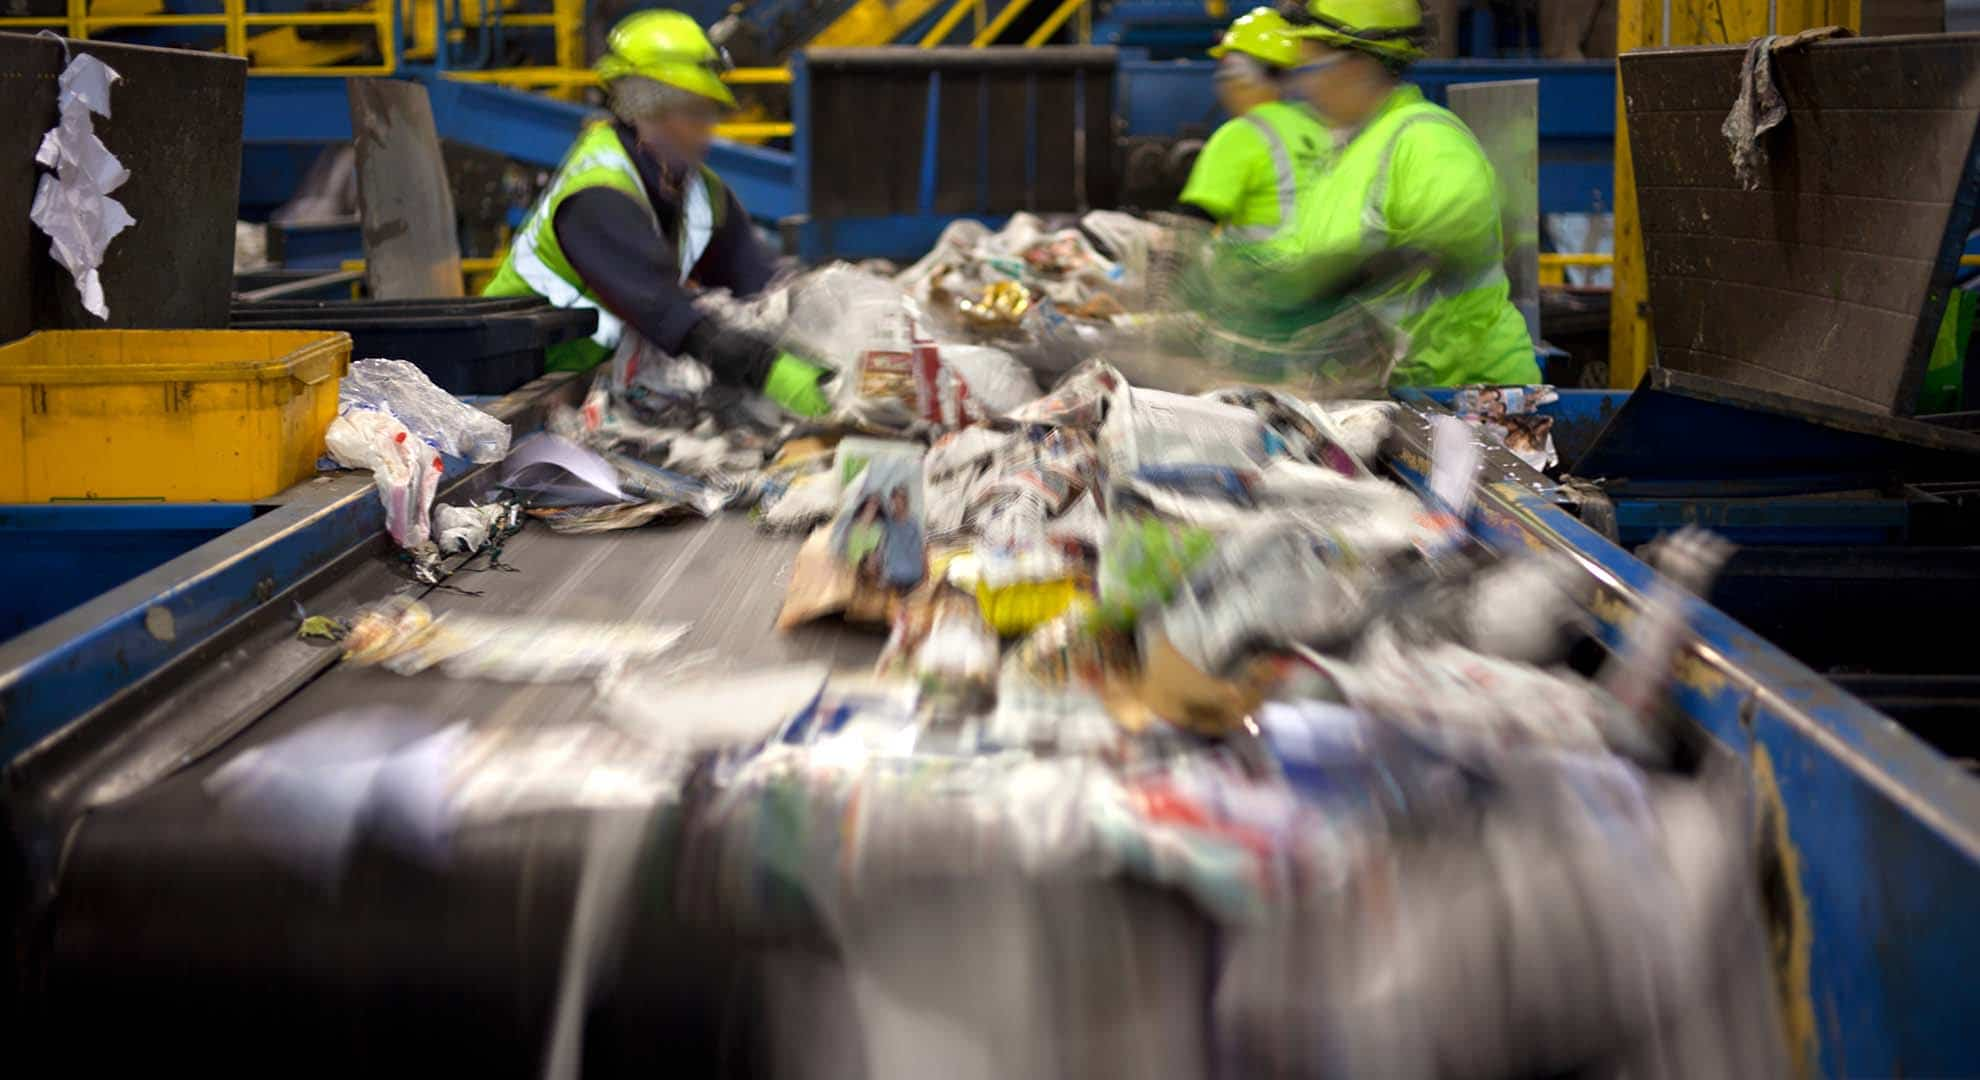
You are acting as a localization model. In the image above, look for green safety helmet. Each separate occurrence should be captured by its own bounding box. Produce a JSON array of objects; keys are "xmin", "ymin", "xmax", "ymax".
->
[
  {"xmin": 1209, "ymin": 8, "xmax": 1303, "ymax": 70},
  {"xmin": 595, "ymin": 10, "xmax": 736, "ymax": 109},
  {"xmin": 1280, "ymin": 0, "xmax": 1427, "ymax": 63}
]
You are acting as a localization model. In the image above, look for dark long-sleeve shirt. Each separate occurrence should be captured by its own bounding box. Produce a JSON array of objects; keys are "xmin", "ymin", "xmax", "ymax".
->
[{"xmin": 553, "ymin": 122, "xmax": 775, "ymax": 358}]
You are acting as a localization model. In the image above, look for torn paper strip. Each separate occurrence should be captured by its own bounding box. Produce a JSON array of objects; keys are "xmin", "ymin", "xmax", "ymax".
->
[
  {"xmin": 56, "ymin": 53, "xmax": 121, "ymax": 118},
  {"xmin": 36, "ymin": 109, "xmax": 129, "ymax": 194},
  {"xmin": 29, "ymin": 52, "xmax": 132, "ymax": 321}
]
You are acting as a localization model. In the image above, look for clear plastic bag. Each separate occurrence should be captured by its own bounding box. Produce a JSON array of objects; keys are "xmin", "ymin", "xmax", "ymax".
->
[
  {"xmin": 341, "ymin": 357, "xmax": 512, "ymax": 463},
  {"xmin": 940, "ymin": 343, "xmax": 1039, "ymax": 415},
  {"xmin": 782, "ymin": 264, "xmax": 921, "ymax": 370}
]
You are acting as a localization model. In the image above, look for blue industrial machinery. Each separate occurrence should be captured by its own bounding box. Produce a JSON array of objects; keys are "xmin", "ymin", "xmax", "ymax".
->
[
  {"xmin": 240, "ymin": 71, "xmax": 801, "ymax": 222},
  {"xmin": 1432, "ymin": 384, "xmax": 1980, "ymax": 546},
  {"xmin": 0, "ymin": 503, "xmax": 275, "ymax": 645},
  {"xmin": 1425, "ymin": 375, "xmax": 1980, "ymax": 775},
  {"xmin": 234, "ymin": 51, "xmax": 1617, "ymax": 263},
  {"xmin": 1090, "ymin": 0, "xmax": 1225, "ymax": 57},
  {"xmin": 0, "ymin": 472, "xmax": 430, "ymax": 759}
]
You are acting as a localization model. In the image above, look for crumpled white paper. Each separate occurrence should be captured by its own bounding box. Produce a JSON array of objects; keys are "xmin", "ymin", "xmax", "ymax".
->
[{"xmin": 28, "ymin": 53, "xmax": 133, "ymax": 320}]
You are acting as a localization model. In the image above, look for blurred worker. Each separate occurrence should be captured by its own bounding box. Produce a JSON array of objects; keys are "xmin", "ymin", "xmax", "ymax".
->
[
  {"xmin": 485, "ymin": 11, "xmax": 832, "ymax": 415},
  {"xmin": 1175, "ymin": 8, "xmax": 1328, "ymax": 241},
  {"xmin": 1272, "ymin": 0, "xmax": 1539, "ymax": 386}
]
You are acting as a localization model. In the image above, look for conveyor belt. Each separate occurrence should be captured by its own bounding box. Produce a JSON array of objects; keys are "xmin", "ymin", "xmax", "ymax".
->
[
  {"xmin": 249, "ymin": 515, "xmax": 882, "ymax": 748},
  {"xmin": 10, "ymin": 391, "xmax": 1980, "ymax": 1078},
  {"xmin": 20, "ymin": 520, "xmax": 1219, "ymax": 1080},
  {"xmin": 21, "ymin": 514, "xmax": 895, "ymax": 1077}
]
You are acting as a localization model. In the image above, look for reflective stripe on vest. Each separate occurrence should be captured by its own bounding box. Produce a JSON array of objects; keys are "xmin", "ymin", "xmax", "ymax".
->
[
  {"xmin": 680, "ymin": 172, "xmax": 714, "ymax": 284},
  {"xmin": 1225, "ymin": 112, "xmax": 1302, "ymax": 243},
  {"xmin": 503, "ymin": 126, "xmax": 716, "ymax": 349},
  {"xmin": 507, "ymin": 130, "xmax": 654, "ymax": 350}
]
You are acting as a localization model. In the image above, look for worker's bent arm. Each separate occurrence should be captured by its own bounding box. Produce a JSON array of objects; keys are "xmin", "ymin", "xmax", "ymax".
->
[
  {"xmin": 556, "ymin": 186, "xmax": 705, "ymax": 354},
  {"xmin": 554, "ymin": 186, "xmax": 776, "ymax": 387},
  {"xmin": 1381, "ymin": 123, "xmax": 1504, "ymax": 276}
]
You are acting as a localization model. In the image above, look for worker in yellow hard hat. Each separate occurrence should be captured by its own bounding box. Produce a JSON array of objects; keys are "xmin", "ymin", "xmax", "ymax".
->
[
  {"xmin": 1259, "ymin": 0, "xmax": 1539, "ymax": 386},
  {"xmin": 1175, "ymin": 7, "xmax": 1329, "ymax": 241},
  {"xmin": 485, "ymin": 10, "xmax": 832, "ymax": 415}
]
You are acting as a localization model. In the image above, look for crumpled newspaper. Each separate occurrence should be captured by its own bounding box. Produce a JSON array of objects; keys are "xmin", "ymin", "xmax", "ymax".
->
[
  {"xmin": 30, "ymin": 52, "xmax": 133, "ymax": 320},
  {"xmin": 1154, "ymin": 518, "xmax": 1368, "ymax": 675}
]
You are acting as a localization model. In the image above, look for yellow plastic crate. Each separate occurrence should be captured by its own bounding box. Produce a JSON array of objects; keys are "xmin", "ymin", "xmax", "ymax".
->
[{"xmin": 0, "ymin": 330, "xmax": 351, "ymax": 502}]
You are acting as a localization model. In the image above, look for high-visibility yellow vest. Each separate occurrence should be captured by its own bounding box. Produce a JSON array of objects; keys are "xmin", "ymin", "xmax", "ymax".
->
[
  {"xmin": 1271, "ymin": 85, "xmax": 1538, "ymax": 387},
  {"xmin": 485, "ymin": 121, "xmax": 726, "ymax": 372},
  {"xmin": 1178, "ymin": 100, "xmax": 1329, "ymax": 241}
]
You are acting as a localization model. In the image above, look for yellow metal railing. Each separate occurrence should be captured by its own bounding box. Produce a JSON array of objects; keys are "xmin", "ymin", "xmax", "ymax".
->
[
  {"xmin": 971, "ymin": 0, "xmax": 1036, "ymax": 46},
  {"xmin": 444, "ymin": 65, "xmax": 793, "ymax": 86},
  {"xmin": 441, "ymin": 65, "xmax": 796, "ymax": 139},
  {"xmin": 1537, "ymin": 252, "xmax": 1613, "ymax": 288},
  {"xmin": 414, "ymin": 0, "xmax": 1093, "ymax": 131},
  {"xmin": 341, "ymin": 256, "xmax": 502, "ymax": 295},
  {"xmin": 917, "ymin": 0, "xmax": 981, "ymax": 46},
  {"xmin": 1, "ymin": 0, "xmax": 1094, "ymax": 124},
  {"xmin": 919, "ymin": 0, "xmax": 1090, "ymax": 47},
  {"xmin": 0, "ymin": 0, "xmax": 397, "ymax": 75},
  {"xmin": 811, "ymin": 0, "xmax": 949, "ymax": 48},
  {"xmin": 1023, "ymin": 0, "xmax": 1090, "ymax": 47}
]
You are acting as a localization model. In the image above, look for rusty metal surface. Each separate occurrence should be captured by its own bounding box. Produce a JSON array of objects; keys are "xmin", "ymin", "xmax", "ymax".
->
[
  {"xmin": 802, "ymin": 47, "xmax": 1118, "ymax": 219},
  {"xmin": 1620, "ymin": 34, "xmax": 1980, "ymax": 416},
  {"xmin": 346, "ymin": 77, "xmax": 464, "ymax": 300}
]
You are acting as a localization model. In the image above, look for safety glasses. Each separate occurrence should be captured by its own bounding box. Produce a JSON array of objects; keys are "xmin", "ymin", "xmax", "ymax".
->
[
  {"xmin": 1213, "ymin": 53, "xmax": 1273, "ymax": 83},
  {"xmin": 1286, "ymin": 51, "xmax": 1351, "ymax": 79}
]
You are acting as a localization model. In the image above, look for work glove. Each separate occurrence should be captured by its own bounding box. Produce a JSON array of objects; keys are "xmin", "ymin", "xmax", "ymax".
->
[
  {"xmin": 763, "ymin": 351, "xmax": 833, "ymax": 418},
  {"xmin": 682, "ymin": 318, "xmax": 832, "ymax": 417},
  {"xmin": 682, "ymin": 318, "xmax": 779, "ymax": 386}
]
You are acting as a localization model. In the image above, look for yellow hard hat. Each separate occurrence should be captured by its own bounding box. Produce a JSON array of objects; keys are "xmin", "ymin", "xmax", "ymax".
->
[
  {"xmin": 595, "ymin": 10, "xmax": 736, "ymax": 109},
  {"xmin": 1209, "ymin": 8, "xmax": 1303, "ymax": 70},
  {"xmin": 1282, "ymin": 0, "xmax": 1427, "ymax": 63}
]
